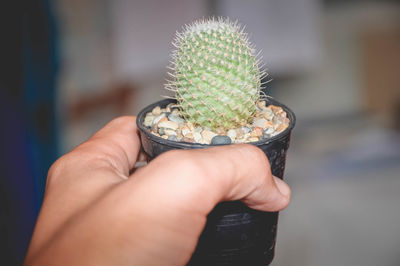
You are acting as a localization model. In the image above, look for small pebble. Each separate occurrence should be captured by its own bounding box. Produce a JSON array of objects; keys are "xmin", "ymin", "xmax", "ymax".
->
[
  {"xmin": 279, "ymin": 111, "xmax": 288, "ymax": 118},
  {"xmin": 164, "ymin": 129, "xmax": 177, "ymax": 136},
  {"xmin": 168, "ymin": 135, "xmax": 178, "ymax": 141},
  {"xmin": 282, "ymin": 117, "xmax": 290, "ymax": 125},
  {"xmin": 161, "ymin": 135, "xmax": 168, "ymax": 139},
  {"xmin": 252, "ymin": 118, "xmax": 269, "ymax": 128},
  {"xmin": 153, "ymin": 113, "xmax": 166, "ymax": 125},
  {"xmin": 241, "ymin": 127, "xmax": 251, "ymax": 134},
  {"xmin": 181, "ymin": 126, "xmax": 191, "ymax": 136},
  {"xmin": 186, "ymin": 122, "xmax": 195, "ymax": 131},
  {"xmin": 271, "ymin": 105, "xmax": 283, "ymax": 114},
  {"xmin": 159, "ymin": 117, "xmax": 169, "ymax": 124},
  {"xmin": 158, "ymin": 127, "xmax": 165, "ymax": 135},
  {"xmin": 264, "ymin": 127, "xmax": 275, "ymax": 135},
  {"xmin": 251, "ymin": 127, "xmax": 263, "ymax": 137},
  {"xmin": 227, "ymin": 129, "xmax": 237, "ymax": 140},
  {"xmin": 216, "ymin": 128, "xmax": 226, "ymax": 135},
  {"xmin": 182, "ymin": 137, "xmax": 194, "ymax": 143},
  {"xmin": 193, "ymin": 132, "xmax": 202, "ymax": 143},
  {"xmin": 185, "ymin": 133, "xmax": 194, "ymax": 139},
  {"xmin": 273, "ymin": 116, "xmax": 283, "ymax": 126},
  {"xmin": 248, "ymin": 137, "xmax": 260, "ymax": 142},
  {"xmin": 201, "ymin": 130, "xmax": 217, "ymax": 143},
  {"xmin": 168, "ymin": 113, "xmax": 185, "ymax": 124},
  {"xmin": 257, "ymin": 100, "xmax": 266, "ymax": 109},
  {"xmin": 211, "ymin": 135, "xmax": 232, "ymax": 145},
  {"xmin": 144, "ymin": 115, "xmax": 154, "ymax": 127},
  {"xmin": 271, "ymin": 131, "xmax": 279, "ymax": 137},
  {"xmin": 158, "ymin": 121, "xmax": 179, "ymax": 130},
  {"xmin": 262, "ymin": 132, "xmax": 271, "ymax": 139},
  {"xmin": 236, "ymin": 128, "xmax": 244, "ymax": 138},
  {"xmin": 152, "ymin": 106, "xmax": 162, "ymax": 115},
  {"xmin": 262, "ymin": 108, "xmax": 274, "ymax": 120},
  {"xmin": 151, "ymin": 124, "xmax": 158, "ymax": 133},
  {"xmin": 275, "ymin": 124, "xmax": 288, "ymax": 133}
]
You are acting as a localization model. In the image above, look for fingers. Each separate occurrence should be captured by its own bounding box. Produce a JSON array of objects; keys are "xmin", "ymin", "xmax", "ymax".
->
[
  {"xmin": 92, "ymin": 144, "xmax": 290, "ymax": 266},
  {"xmin": 27, "ymin": 117, "xmax": 141, "ymax": 256},
  {"xmin": 129, "ymin": 144, "xmax": 290, "ymax": 215},
  {"xmin": 60, "ymin": 116, "xmax": 141, "ymax": 178}
]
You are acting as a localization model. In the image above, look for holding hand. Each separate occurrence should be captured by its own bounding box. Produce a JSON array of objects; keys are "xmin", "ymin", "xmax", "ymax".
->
[{"xmin": 25, "ymin": 116, "xmax": 290, "ymax": 266}]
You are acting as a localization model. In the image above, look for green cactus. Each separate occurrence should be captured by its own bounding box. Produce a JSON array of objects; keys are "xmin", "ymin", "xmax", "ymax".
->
[{"xmin": 166, "ymin": 18, "xmax": 266, "ymax": 130}]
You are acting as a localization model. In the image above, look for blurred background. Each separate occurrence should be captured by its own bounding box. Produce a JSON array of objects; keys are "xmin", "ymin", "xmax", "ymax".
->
[{"xmin": 1, "ymin": 0, "xmax": 399, "ymax": 265}]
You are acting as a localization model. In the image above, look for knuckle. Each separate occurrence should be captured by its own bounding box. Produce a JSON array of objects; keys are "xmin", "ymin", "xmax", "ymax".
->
[
  {"xmin": 46, "ymin": 150, "xmax": 90, "ymax": 186},
  {"xmin": 237, "ymin": 144, "xmax": 271, "ymax": 185},
  {"xmin": 284, "ymin": 189, "xmax": 291, "ymax": 205},
  {"xmin": 239, "ymin": 144, "xmax": 270, "ymax": 169},
  {"xmin": 46, "ymin": 155, "xmax": 67, "ymax": 186}
]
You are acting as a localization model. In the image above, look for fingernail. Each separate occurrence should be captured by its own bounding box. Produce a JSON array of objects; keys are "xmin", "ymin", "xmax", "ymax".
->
[{"xmin": 273, "ymin": 176, "xmax": 291, "ymax": 199}]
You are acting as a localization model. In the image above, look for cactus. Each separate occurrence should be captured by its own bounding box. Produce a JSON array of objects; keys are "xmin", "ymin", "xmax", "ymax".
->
[{"xmin": 166, "ymin": 18, "xmax": 266, "ymax": 130}]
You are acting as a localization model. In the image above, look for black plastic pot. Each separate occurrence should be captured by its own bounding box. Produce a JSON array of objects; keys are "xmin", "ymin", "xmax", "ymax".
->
[{"xmin": 137, "ymin": 98, "xmax": 295, "ymax": 266}]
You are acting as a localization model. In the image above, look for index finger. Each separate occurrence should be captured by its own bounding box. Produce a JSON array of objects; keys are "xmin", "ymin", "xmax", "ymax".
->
[
  {"xmin": 29, "ymin": 116, "xmax": 141, "ymax": 255},
  {"xmin": 64, "ymin": 116, "xmax": 141, "ymax": 177}
]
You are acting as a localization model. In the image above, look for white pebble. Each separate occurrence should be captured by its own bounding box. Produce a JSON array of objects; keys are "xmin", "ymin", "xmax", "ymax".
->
[
  {"xmin": 158, "ymin": 121, "xmax": 179, "ymax": 130},
  {"xmin": 193, "ymin": 132, "xmax": 202, "ymax": 143},
  {"xmin": 153, "ymin": 113, "xmax": 166, "ymax": 125},
  {"xmin": 152, "ymin": 106, "xmax": 161, "ymax": 115},
  {"xmin": 168, "ymin": 114, "xmax": 185, "ymax": 124},
  {"xmin": 241, "ymin": 127, "xmax": 251, "ymax": 134},
  {"xmin": 181, "ymin": 126, "xmax": 191, "ymax": 136},
  {"xmin": 257, "ymin": 100, "xmax": 266, "ymax": 109},
  {"xmin": 168, "ymin": 135, "xmax": 178, "ymax": 141},
  {"xmin": 252, "ymin": 118, "xmax": 268, "ymax": 128},
  {"xmin": 201, "ymin": 130, "xmax": 217, "ymax": 144},
  {"xmin": 164, "ymin": 129, "xmax": 177, "ymax": 136},
  {"xmin": 227, "ymin": 129, "xmax": 237, "ymax": 140},
  {"xmin": 144, "ymin": 115, "xmax": 154, "ymax": 127},
  {"xmin": 264, "ymin": 127, "xmax": 275, "ymax": 135},
  {"xmin": 262, "ymin": 108, "xmax": 274, "ymax": 120}
]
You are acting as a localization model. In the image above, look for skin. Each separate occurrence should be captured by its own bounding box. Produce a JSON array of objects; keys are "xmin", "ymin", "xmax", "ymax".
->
[{"xmin": 24, "ymin": 116, "xmax": 290, "ymax": 266}]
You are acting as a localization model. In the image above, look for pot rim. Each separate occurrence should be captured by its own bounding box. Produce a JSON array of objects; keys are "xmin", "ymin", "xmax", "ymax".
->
[{"xmin": 136, "ymin": 98, "xmax": 296, "ymax": 149}]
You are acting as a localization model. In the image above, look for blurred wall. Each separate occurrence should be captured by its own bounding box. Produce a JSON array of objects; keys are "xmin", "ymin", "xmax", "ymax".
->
[
  {"xmin": 219, "ymin": 0, "xmax": 322, "ymax": 76},
  {"xmin": 111, "ymin": 0, "xmax": 207, "ymax": 80},
  {"xmin": 270, "ymin": 1, "xmax": 400, "ymax": 123}
]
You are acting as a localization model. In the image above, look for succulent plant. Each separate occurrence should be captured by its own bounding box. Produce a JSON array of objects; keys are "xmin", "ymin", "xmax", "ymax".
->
[{"xmin": 166, "ymin": 18, "xmax": 266, "ymax": 130}]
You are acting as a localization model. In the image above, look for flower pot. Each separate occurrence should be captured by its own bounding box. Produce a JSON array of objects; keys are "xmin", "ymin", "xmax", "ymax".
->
[{"xmin": 137, "ymin": 98, "xmax": 295, "ymax": 266}]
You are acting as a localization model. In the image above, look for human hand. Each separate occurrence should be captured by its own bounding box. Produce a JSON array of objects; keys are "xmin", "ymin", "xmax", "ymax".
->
[{"xmin": 24, "ymin": 116, "xmax": 290, "ymax": 266}]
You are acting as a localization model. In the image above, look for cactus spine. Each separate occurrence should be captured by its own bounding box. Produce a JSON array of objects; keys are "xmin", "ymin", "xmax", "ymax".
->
[{"xmin": 166, "ymin": 18, "xmax": 266, "ymax": 130}]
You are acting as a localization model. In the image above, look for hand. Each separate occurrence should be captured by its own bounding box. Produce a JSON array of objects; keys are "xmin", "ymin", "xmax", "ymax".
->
[{"xmin": 24, "ymin": 116, "xmax": 290, "ymax": 266}]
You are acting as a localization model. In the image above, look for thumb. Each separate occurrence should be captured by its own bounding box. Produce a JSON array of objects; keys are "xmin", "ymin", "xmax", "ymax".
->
[{"xmin": 129, "ymin": 144, "xmax": 290, "ymax": 215}]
